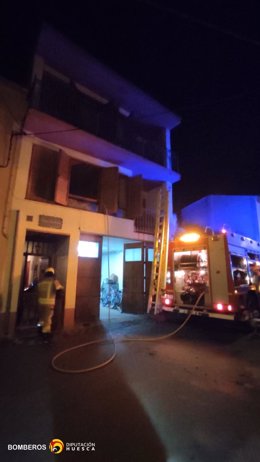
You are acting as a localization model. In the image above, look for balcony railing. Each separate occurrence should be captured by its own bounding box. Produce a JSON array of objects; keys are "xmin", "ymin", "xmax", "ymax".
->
[
  {"xmin": 134, "ymin": 210, "xmax": 156, "ymax": 235},
  {"xmin": 29, "ymin": 73, "xmax": 167, "ymax": 166}
]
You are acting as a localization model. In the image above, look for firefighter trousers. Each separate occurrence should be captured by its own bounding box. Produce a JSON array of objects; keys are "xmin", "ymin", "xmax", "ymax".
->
[{"xmin": 39, "ymin": 304, "xmax": 54, "ymax": 333}]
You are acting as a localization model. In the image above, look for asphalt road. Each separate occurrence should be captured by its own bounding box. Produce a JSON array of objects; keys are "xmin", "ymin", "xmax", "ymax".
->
[{"xmin": 1, "ymin": 314, "xmax": 260, "ymax": 462}]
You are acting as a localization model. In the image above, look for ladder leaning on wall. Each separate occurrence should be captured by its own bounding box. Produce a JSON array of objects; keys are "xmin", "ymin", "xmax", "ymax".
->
[{"xmin": 147, "ymin": 185, "xmax": 169, "ymax": 315}]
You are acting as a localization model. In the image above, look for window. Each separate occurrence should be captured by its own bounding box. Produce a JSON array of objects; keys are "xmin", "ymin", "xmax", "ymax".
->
[
  {"xmin": 69, "ymin": 163, "xmax": 101, "ymax": 201},
  {"xmin": 125, "ymin": 247, "xmax": 142, "ymax": 262},
  {"xmin": 27, "ymin": 146, "xmax": 104, "ymax": 207},
  {"xmin": 27, "ymin": 145, "xmax": 144, "ymax": 218},
  {"xmin": 231, "ymin": 255, "xmax": 247, "ymax": 270},
  {"xmin": 147, "ymin": 248, "xmax": 154, "ymax": 262},
  {"xmin": 78, "ymin": 241, "xmax": 99, "ymax": 258}
]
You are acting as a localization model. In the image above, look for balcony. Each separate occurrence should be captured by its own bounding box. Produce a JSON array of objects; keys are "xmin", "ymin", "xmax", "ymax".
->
[
  {"xmin": 134, "ymin": 210, "xmax": 156, "ymax": 235},
  {"xmin": 29, "ymin": 73, "xmax": 167, "ymax": 166}
]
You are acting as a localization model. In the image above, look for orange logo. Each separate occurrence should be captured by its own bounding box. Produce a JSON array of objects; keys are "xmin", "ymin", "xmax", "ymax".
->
[{"xmin": 49, "ymin": 439, "xmax": 64, "ymax": 454}]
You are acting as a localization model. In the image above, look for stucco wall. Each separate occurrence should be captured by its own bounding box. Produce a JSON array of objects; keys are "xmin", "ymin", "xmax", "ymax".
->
[
  {"xmin": 181, "ymin": 195, "xmax": 260, "ymax": 241},
  {"xmin": 0, "ymin": 79, "xmax": 26, "ymax": 312},
  {"xmin": 1, "ymin": 135, "xmax": 153, "ymax": 331}
]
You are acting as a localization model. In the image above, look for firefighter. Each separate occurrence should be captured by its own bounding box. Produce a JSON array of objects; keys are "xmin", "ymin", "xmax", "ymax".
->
[{"xmin": 37, "ymin": 267, "xmax": 64, "ymax": 337}]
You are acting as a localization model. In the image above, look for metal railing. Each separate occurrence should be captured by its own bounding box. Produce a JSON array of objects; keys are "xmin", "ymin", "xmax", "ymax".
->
[{"xmin": 134, "ymin": 210, "xmax": 156, "ymax": 234}]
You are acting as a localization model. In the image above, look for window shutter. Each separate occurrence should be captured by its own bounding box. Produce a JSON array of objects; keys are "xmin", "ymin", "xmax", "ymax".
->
[
  {"xmin": 26, "ymin": 144, "xmax": 58, "ymax": 201},
  {"xmin": 54, "ymin": 150, "xmax": 70, "ymax": 205},
  {"xmin": 118, "ymin": 175, "xmax": 127, "ymax": 210},
  {"xmin": 126, "ymin": 175, "xmax": 143, "ymax": 219},
  {"xmin": 98, "ymin": 167, "xmax": 119, "ymax": 213},
  {"xmin": 26, "ymin": 145, "xmax": 41, "ymax": 200}
]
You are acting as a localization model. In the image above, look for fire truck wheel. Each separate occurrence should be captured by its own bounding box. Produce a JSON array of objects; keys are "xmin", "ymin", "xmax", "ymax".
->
[
  {"xmin": 252, "ymin": 309, "xmax": 260, "ymax": 319},
  {"xmin": 240, "ymin": 309, "xmax": 251, "ymax": 322}
]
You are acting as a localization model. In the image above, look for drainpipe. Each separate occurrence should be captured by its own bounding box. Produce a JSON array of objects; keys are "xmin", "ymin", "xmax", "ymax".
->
[
  {"xmin": 3, "ymin": 210, "xmax": 19, "ymax": 337},
  {"xmin": 0, "ymin": 130, "xmax": 15, "ymax": 169},
  {"xmin": 1, "ymin": 131, "xmax": 21, "ymax": 239},
  {"xmin": 165, "ymin": 128, "xmax": 175, "ymax": 239},
  {"xmin": 1, "ymin": 80, "xmax": 30, "ymax": 237}
]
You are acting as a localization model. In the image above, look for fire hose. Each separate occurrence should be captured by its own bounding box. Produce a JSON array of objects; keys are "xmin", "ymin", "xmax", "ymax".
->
[{"xmin": 51, "ymin": 292, "xmax": 205, "ymax": 374}]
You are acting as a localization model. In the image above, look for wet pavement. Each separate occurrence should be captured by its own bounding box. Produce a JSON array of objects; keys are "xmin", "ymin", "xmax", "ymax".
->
[{"xmin": 1, "ymin": 313, "xmax": 260, "ymax": 461}]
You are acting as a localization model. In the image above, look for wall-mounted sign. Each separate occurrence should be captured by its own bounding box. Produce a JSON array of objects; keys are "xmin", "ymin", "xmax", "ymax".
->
[{"xmin": 38, "ymin": 215, "xmax": 63, "ymax": 229}]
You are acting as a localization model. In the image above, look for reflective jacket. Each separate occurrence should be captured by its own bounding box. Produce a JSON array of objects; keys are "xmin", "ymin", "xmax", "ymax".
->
[{"xmin": 37, "ymin": 278, "xmax": 63, "ymax": 305}]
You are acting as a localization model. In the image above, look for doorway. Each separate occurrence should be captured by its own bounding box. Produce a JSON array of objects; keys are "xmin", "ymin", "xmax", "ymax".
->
[
  {"xmin": 122, "ymin": 242, "xmax": 153, "ymax": 314},
  {"xmin": 100, "ymin": 237, "xmax": 153, "ymax": 319},
  {"xmin": 16, "ymin": 231, "xmax": 69, "ymax": 328},
  {"xmin": 100, "ymin": 237, "xmax": 131, "ymax": 320},
  {"xmin": 75, "ymin": 235, "xmax": 102, "ymax": 323}
]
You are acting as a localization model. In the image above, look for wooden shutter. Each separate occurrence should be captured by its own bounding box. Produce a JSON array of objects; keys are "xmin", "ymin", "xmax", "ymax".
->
[
  {"xmin": 126, "ymin": 175, "xmax": 143, "ymax": 219},
  {"xmin": 54, "ymin": 150, "xmax": 70, "ymax": 205},
  {"xmin": 118, "ymin": 175, "xmax": 127, "ymax": 210},
  {"xmin": 98, "ymin": 167, "xmax": 119, "ymax": 213},
  {"xmin": 26, "ymin": 144, "xmax": 58, "ymax": 201},
  {"xmin": 26, "ymin": 145, "xmax": 41, "ymax": 199}
]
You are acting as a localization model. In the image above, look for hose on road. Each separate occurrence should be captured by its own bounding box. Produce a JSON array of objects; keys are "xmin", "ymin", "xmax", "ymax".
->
[{"xmin": 51, "ymin": 292, "xmax": 205, "ymax": 374}]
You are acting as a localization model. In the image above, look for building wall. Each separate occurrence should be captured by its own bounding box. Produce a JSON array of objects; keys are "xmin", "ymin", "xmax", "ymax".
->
[
  {"xmin": 181, "ymin": 195, "xmax": 260, "ymax": 241},
  {"xmin": 0, "ymin": 79, "xmax": 26, "ymax": 332},
  {"xmin": 255, "ymin": 198, "xmax": 260, "ymax": 238},
  {"xmin": 0, "ymin": 26, "xmax": 180, "ymax": 336},
  {"xmin": 1, "ymin": 134, "xmax": 154, "ymax": 335}
]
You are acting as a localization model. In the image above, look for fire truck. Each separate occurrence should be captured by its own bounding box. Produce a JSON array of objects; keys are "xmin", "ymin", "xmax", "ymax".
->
[{"xmin": 160, "ymin": 227, "xmax": 260, "ymax": 321}]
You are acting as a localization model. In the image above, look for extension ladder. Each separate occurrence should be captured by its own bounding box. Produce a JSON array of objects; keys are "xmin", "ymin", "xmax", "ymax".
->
[{"xmin": 147, "ymin": 185, "xmax": 169, "ymax": 314}]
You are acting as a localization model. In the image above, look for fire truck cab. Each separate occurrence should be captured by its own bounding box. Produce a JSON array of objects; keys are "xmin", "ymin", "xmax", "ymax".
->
[{"xmin": 161, "ymin": 228, "xmax": 260, "ymax": 321}]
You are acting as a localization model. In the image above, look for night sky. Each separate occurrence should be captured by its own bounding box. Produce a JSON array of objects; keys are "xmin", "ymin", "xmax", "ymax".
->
[{"xmin": 2, "ymin": 0, "xmax": 260, "ymax": 213}]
